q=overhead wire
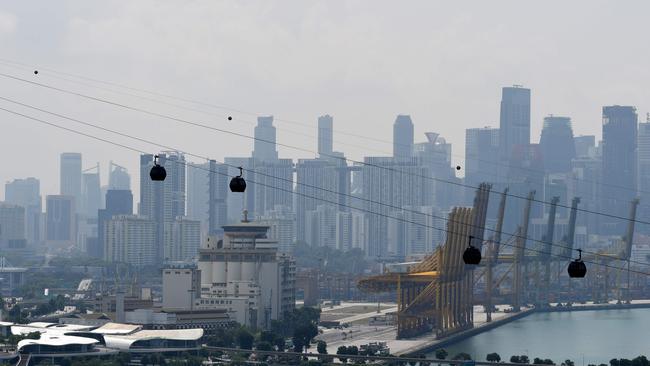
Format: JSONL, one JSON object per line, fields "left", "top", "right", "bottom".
{"left": 0, "top": 97, "right": 647, "bottom": 269}
{"left": 0, "top": 58, "right": 646, "bottom": 205}
{"left": 0, "top": 104, "right": 646, "bottom": 277}
{"left": 1, "top": 70, "right": 647, "bottom": 230}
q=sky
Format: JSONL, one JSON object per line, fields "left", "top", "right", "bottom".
{"left": 2, "top": 0, "right": 650, "bottom": 202}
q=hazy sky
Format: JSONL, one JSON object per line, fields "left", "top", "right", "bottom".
{"left": 2, "top": 1, "right": 650, "bottom": 202}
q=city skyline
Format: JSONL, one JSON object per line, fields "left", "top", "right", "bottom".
{"left": 4, "top": 1, "right": 650, "bottom": 199}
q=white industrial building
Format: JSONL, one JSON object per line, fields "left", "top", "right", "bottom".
{"left": 196, "top": 218, "right": 295, "bottom": 329}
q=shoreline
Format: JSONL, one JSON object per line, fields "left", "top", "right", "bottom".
{"left": 402, "top": 300, "right": 650, "bottom": 356}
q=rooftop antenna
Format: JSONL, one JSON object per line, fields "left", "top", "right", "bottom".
{"left": 242, "top": 209, "right": 249, "bottom": 223}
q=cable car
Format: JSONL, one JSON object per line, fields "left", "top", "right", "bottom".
{"left": 568, "top": 249, "right": 587, "bottom": 278}
{"left": 463, "top": 235, "right": 481, "bottom": 265}
{"left": 230, "top": 167, "right": 246, "bottom": 192}
{"left": 149, "top": 155, "right": 167, "bottom": 181}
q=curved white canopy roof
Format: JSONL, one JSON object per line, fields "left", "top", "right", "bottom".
{"left": 103, "top": 329, "right": 203, "bottom": 350}
{"left": 17, "top": 333, "right": 98, "bottom": 352}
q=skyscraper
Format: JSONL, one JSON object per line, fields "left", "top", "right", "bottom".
{"left": 104, "top": 215, "right": 156, "bottom": 267}
{"left": 465, "top": 127, "right": 499, "bottom": 203}
{"left": 5, "top": 177, "right": 42, "bottom": 244}
{"left": 601, "top": 105, "right": 638, "bottom": 233}
{"left": 574, "top": 135, "right": 596, "bottom": 158}
{"left": 0, "top": 203, "right": 26, "bottom": 244}
{"left": 393, "top": 115, "right": 414, "bottom": 161}
{"left": 295, "top": 159, "right": 338, "bottom": 242}
{"left": 499, "top": 86, "right": 531, "bottom": 177}
{"left": 45, "top": 195, "right": 76, "bottom": 245}
{"left": 60, "top": 153, "right": 82, "bottom": 211}
{"left": 252, "top": 116, "right": 278, "bottom": 162}
{"left": 82, "top": 170, "right": 101, "bottom": 218}
{"left": 318, "top": 114, "right": 333, "bottom": 157}
{"left": 638, "top": 122, "right": 650, "bottom": 233}
{"left": 539, "top": 116, "right": 576, "bottom": 174}
{"left": 108, "top": 162, "right": 130, "bottom": 190}
{"left": 94, "top": 190, "right": 133, "bottom": 258}
{"left": 139, "top": 152, "right": 186, "bottom": 263}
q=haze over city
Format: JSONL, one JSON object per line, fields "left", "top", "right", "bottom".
{"left": 2, "top": 1, "right": 650, "bottom": 365}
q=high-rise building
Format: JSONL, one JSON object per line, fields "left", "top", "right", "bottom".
{"left": 318, "top": 114, "right": 334, "bottom": 157}
{"left": 335, "top": 211, "right": 353, "bottom": 251}
{"left": 295, "top": 159, "right": 338, "bottom": 242}
{"left": 574, "top": 135, "right": 596, "bottom": 158}
{"left": 187, "top": 162, "right": 209, "bottom": 226}
{"left": 413, "top": 132, "right": 458, "bottom": 209}
{"left": 224, "top": 157, "right": 254, "bottom": 223}
{"left": 539, "top": 116, "right": 575, "bottom": 174}
{"left": 82, "top": 170, "right": 101, "bottom": 218}
{"left": 108, "top": 162, "right": 130, "bottom": 190}
{"left": 94, "top": 190, "right": 133, "bottom": 258}
{"left": 601, "top": 105, "right": 637, "bottom": 233}
{"left": 638, "top": 123, "right": 650, "bottom": 233}
{"left": 305, "top": 205, "right": 337, "bottom": 249}
{"left": 139, "top": 152, "right": 186, "bottom": 263}
{"left": 499, "top": 86, "right": 531, "bottom": 178}
{"left": 393, "top": 115, "right": 414, "bottom": 161}
{"left": 250, "top": 159, "right": 293, "bottom": 219}
{"left": 465, "top": 127, "right": 499, "bottom": 188}
{"left": 5, "top": 177, "right": 42, "bottom": 244}
{"left": 45, "top": 195, "right": 76, "bottom": 245}
{"left": 60, "top": 153, "right": 82, "bottom": 211}
{"left": 258, "top": 205, "right": 296, "bottom": 253}
{"left": 208, "top": 160, "right": 229, "bottom": 235}
{"left": 0, "top": 203, "right": 26, "bottom": 244}
{"left": 164, "top": 216, "right": 201, "bottom": 262}
{"left": 252, "top": 116, "right": 278, "bottom": 162}
{"left": 362, "top": 157, "right": 432, "bottom": 258}
{"left": 104, "top": 215, "right": 156, "bottom": 267}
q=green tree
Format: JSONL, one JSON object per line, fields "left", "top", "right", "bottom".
{"left": 487, "top": 353, "right": 501, "bottom": 362}
{"left": 292, "top": 323, "right": 318, "bottom": 352}
{"left": 317, "top": 340, "right": 327, "bottom": 354}
{"left": 562, "top": 360, "right": 575, "bottom": 366}
{"left": 452, "top": 352, "right": 472, "bottom": 360}
{"left": 632, "top": 356, "right": 650, "bottom": 366}
{"left": 611, "top": 360, "right": 621, "bottom": 366}
{"left": 274, "top": 336, "right": 286, "bottom": 351}
{"left": 236, "top": 328, "right": 255, "bottom": 350}
{"left": 511, "top": 356, "right": 522, "bottom": 363}
{"left": 256, "top": 341, "right": 273, "bottom": 351}
{"left": 259, "top": 330, "right": 275, "bottom": 344}
{"left": 435, "top": 349, "right": 448, "bottom": 360}
{"left": 337, "top": 346, "right": 349, "bottom": 363}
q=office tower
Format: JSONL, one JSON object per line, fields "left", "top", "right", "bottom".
{"left": 164, "top": 216, "right": 201, "bottom": 262}
{"left": 601, "top": 105, "right": 637, "bottom": 233}
{"left": 574, "top": 135, "right": 596, "bottom": 158}
{"left": 139, "top": 152, "right": 186, "bottom": 263}
{"left": 295, "top": 159, "right": 338, "bottom": 242}
{"left": 393, "top": 115, "right": 414, "bottom": 161}
{"left": 252, "top": 116, "right": 278, "bottom": 162}
{"left": 5, "top": 177, "right": 42, "bottom": 244}
{"left": 250, "top": 159, "right": 293, "bottom": 219}
{"left": 45, "top": 195, "right": 76, "bottom": 245}
{"left": 465, "top": 127, "right": 499, "bottom": 186}
{"left": 82, "top": 170, "right": 101, "bottom": 218}
{"left": 638, "top": 123, "right": 650, "bottom": 233}
{"left": 570, "top": 155, "right": 602, "bottom": 233}
{"left": 94, "top": 190, "right": 133, "bottom": 258}
{"left": 539, "top": 116, "right": 576, "bottom": 174}
{"left": 208, "top": 160, "right": 229, "bottom": 235}
{"left": 0, "top": 203, "right": 26, "bottom": 246}
{"left": 60, "top": 153, "right": 82, "bottom": 211}
{"left": 499, "top": 86, "right": 531, "bottom": 177}
{"left": 104, "top": 215, "right": 156, "bottom": 267}
{"left": 258, "top": 205, "right": 296, "bottom": 253}
{"left": 318, "top": 114, "right": 334, "bottom": 157}
{"left": 108, "top": 161, "right": 130, "bottom": 190}
{"left": 351, "top": 212, "right": 367, "bottom": 251}
{"left": 362, "top": 157, "right": 432, "bottom": 258}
